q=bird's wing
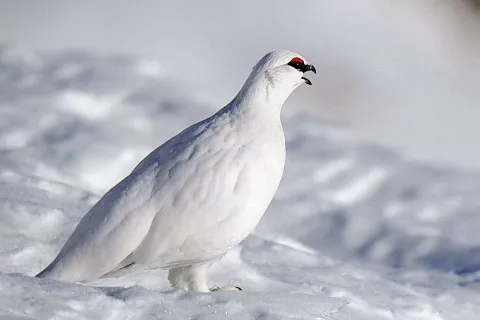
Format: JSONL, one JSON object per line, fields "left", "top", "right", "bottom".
{"left": 39, "top": 117, "right": 218, "bottom": 282}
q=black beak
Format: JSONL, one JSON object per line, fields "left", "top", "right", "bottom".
{"left": 302, "top": 77, "right": 312, "bottom": 85}
{"left": 306, "top": 64, "right": 316, "bottom": 74}
{"left": 302, "top": 64, "right": 316, "bottom": 85}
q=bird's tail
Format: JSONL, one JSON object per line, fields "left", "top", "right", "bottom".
{"left": 35, "top": 264, "right": 54, "bottom": 278}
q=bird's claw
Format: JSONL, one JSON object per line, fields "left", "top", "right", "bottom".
{"left": 209, "top": 285, "right": 242, "bottom": 292}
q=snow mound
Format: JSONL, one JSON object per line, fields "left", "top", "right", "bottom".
{"left": 1, "top": 45, "right": 480, "bottom": 319}
{"left": 1, "top": 273, "right": 346, "bottom": 320}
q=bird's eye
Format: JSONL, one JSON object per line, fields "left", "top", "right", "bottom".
{"left": 287, "top": 57, "right": 305, "bottom": 71}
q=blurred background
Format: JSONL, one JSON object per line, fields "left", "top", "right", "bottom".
{"left": 1, "top": 0, "right": 479, "bottom": 169}
{"left": 2, "top": 0, "right": 480, "bottom": 297}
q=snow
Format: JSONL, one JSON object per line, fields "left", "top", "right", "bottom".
{"left": 1, "top": 45, "right": 480, "bottom": 319}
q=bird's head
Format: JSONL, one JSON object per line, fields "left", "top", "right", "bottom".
{"left": 238, "top": 50, "right": 316, "bottom": 107}
{"left": 252, "top": 50, "right": 316, "bottom": 87}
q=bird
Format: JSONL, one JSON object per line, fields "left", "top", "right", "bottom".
{"left": 36, "top": 50, "right": 316, "bottom": 292}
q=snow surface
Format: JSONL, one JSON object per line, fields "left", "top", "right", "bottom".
{"left": 1, "top": 45, "right": 480, "bottom": 319}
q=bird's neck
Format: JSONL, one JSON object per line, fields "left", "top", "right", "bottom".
{"left": 226, "top": 73, "right": 292, "bottom": 120}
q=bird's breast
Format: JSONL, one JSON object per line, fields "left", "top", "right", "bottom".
{"left": 138, "top": 118, "right": 286, "bottom": 262}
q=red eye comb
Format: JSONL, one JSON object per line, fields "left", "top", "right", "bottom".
{"left": 289, "top": 57, "right": 304, "bottom": 64}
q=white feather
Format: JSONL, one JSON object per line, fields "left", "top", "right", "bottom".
{"left": 36, "top": 50, "right": 314, "bottom": 290}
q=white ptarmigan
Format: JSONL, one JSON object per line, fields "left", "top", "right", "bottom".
{"left": 36, "top": 50, "right": 316, "bottom": 292}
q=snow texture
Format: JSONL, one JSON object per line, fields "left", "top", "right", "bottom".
{"left": 1, "top": 45, "right": 479, "bottom": 319}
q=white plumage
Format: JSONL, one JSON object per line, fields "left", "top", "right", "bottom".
{"left": 36, "top": 50, "right": 315, "bottom": 291}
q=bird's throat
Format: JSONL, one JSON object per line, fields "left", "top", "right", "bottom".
{"left": 230, "top": 77, "right": 289, "bottom": 119}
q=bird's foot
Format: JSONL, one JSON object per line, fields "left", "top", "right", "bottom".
{"left": 209, "top": 285, "right": 242, "bottom": 292}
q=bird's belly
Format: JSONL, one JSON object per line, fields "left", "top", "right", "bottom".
{"left": 203, "top": 157, "right": 284, "bottom": 245}
{"left": 134, "top": 141, "right": 285, "bottom": 267}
